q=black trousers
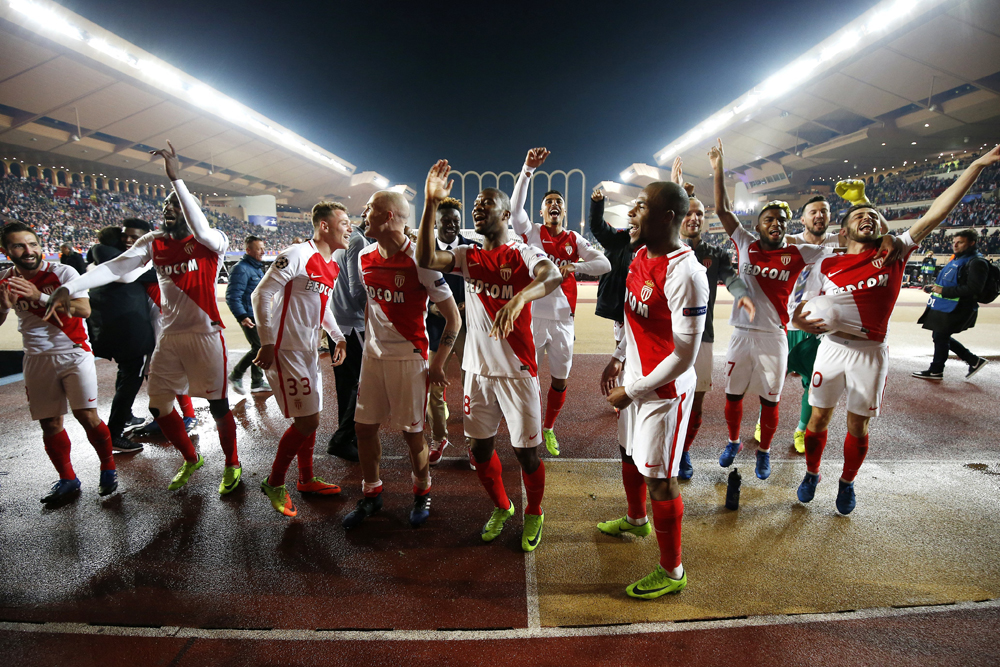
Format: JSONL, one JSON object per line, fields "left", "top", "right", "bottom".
{"left": 930, "top": 330, "right": 978, "bottom": 373}
{"left": 329, "top": 329, "right": 364, "bottom": 447}
{"left": 231, "top": 324, "right": 264, "bottom": 384}
{"left": 108, "top": 354, "right": 146, "bottom": 437}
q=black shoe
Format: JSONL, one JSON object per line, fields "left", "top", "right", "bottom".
{"left": 111, "top": 435, "right": 144, "bottom": 453}
{"left": 966, "top": 358, "right": 989, "bottom": 379}
{"left": 124, "top": 416, "right": 146, "bottom": 429}
{"left": 327, "top": 436, "right": 359, "bottom": 462}
{"left": 410, "top": 493, "right": 431, "bottom": 527}
{"left": 911, "top": 369, "right": 943, "bottom": 380}
{"left": 343, "top": 493, "right": 383, "bottom": 529}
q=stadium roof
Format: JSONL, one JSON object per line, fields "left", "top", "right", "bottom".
{"left": 0, "top": 0, "right": 406, "bottom": 212}
{"left": 618, "top": 0, "right": 1000, "bottom": 203}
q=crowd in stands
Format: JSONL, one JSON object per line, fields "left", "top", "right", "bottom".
{"left": 917, "top": 227, "right": 1000, "bottom": 256}
{"left": 0, "top": 174, "right": 314, "bottom": 258}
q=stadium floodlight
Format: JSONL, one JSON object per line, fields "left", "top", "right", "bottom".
{"left": 88, "top": 37, "right": 135, "bottom": 65}
{"left": 8, "top": 0, "right": 82, "bottom": 40}
{"left": 620, "top": 167, "right": 635, "bottom": 182}
{"left": 652, "top": 0, "right": 939, "bottom": 165}
{"left": 137, "top": 60, "right": 183, "bottom": 90}
{"left": 373, "top": 176, "right": 389, "bottom": 189}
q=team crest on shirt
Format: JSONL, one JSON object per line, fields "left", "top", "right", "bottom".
{"left": 564, "top": 243, "right": 573, "bottom": 255}
{"left": 294, "top": 399, "right": 302, "bottom": 409}
{"left": 872, "top": 256, "right": 885, "bottom": 269}
{"left": 640, "top": 280, "right": 654, "bottom": 302}
{"left": 184, "top": 241, "right": 195, "bottom": 255}
{"left": 781, "top": 254, "right": 791, "bottom": 266}
{"left": 500, "top": 264, "right": 512, "bottom": 281}
{"left": 395, "top": 271, "right": 406, "bottom": 288}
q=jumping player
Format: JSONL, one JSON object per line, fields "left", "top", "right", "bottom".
{"left": 1, "top": 222, "right": 118, "bottom": 502}
{"left": 417, "top": 159, "right": 561, "bottom": 552}
{"left": 598, "top": 180, "right": 709, "bottom": 599}
{"left": 792, "top": 144, "right": 1000, "bottom": 514}
{"left": 343, "top": 190, "right": 460, "bottom": 529}
{"left": 670, "top": 160, "right": 754, "bottom": 480}
{"left": 251, "top": 201, "right": 352, "bottom": 517}
{"left": 46, "top": 142, "right": 241, "bottom": 495}
{"left": 510, "top": 148, "right": 611, "bottom": 456}
{"left": 708, "top": 139, "right": 833, "bottom": 480}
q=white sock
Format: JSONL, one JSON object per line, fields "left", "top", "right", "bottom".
{"left": 626, "top": 515, "right": 648, "bottom": 526}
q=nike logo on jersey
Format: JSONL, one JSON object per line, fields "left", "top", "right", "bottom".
{"left": 410, "top": 420, "right": 420, "bottom": 426}
{"left": 308, "top": 274, "right": 323, "bottom": 280}
{"left": 88, "top": 398, "right": 96, "bottom": 402}
{"left": 829, "top": 269, "right": 845, "bottom": 277}
{"left": 469, "top": 262, "right": 480, "bottom": 267}
{"left": 644, "top": 463, "right": 661, "bottom": 468}
{"left": 528, "top": 433, "right": 538, "bottom": 440}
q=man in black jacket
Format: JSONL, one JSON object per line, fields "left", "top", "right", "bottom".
{"left": 913, "top": 229, "right": 990, "bottom": 380}
{"left": 89, "top": 219, "right": 156, "bottom": 452}
{"left": 60, "top": 243, "right": 86, "bottom": 275}
{"left": 590, "top": 190, "right": 631, "bottom": 334}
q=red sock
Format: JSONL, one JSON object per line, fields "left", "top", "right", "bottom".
{"left": 83, "top": 421, "right": 116, "bottom": 471}
{"left": 296, "top": 432, "right": 316, "bottom": 483}
{"left": 758, "top": 401, "right": 780, "bottom": 450}
{"left": 156, "top": 409, "right": 198, "bottom": 462}
{"left": 475, "top": 451, "right": 511, "bottom": 510}
{"left": 683, "top": 411, "right": 702, "bottom": 452}
{"left": 269, "top": 425, "right": 309, "bottom": 486}
{"left": 215, "top": 411, "right": 239, "bottom": 467}
{"left": 724, "top": 397, "right": 743, "bottom": 442}
{"left": 177, "top": 394, "right": 195, "bottom": 419}
{"left": 364, "top": 483, "right": 383, "bottom": 498}
{"left": 522, "top": 461, "right": 545, "bottom": 515}
{"left": 842, "top": 433, "right": 869, "bottom": 482}
{"left": 804, "top": 429, "right": 828, "bottom": 474}
{"left": 543, "top": 386, "right": 567, "bottom": 430}
{"left": 413, "top": 481, "right": 431, "bottom": 496}
{"left": 651, "top": 496, "right": 684, "bottom": 571}
{"left": 43, "top": 429, "right": 75, "bottom": 479}
{"left": 621, "top": 461, "right": 647, "bottom": 520}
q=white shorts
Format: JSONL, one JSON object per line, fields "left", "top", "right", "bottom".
{"left": 617, "top": 377, "right": 695, "bottom": 480}
{"left": 724, "top": 328, "right": 788, "bottom": 399}
{"left": 463, "top": 372, "right": 543, "bottom": 448}
{"left": 267, "top": 348, "right": 322, "bottom": 418}
{"left": 356, "top": 356, "right": 428, "bottom": 432}
{"left": 809, "top": 335, "right": 889, "bottom": 417}
{"left": 532, "top": 316, "right": 574, "bottom": 379}
{"left": 148, "top": 332, "right": 228, "bottom": 400}
{"left": 24, "top": 350, "right": 98, "bottom": 421}
{"left": 694, "top": 340, "right": 713, "bottom": 393}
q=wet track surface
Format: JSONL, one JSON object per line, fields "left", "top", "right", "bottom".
{"left": 1, "top": 350, "right": 998, "bottom": 665}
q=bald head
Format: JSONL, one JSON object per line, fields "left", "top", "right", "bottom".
{"left": 373, "top": 190, "right": 410, "bottom": 223}
{"left": 644, "top": 181, "right": 689, "bottom": 222}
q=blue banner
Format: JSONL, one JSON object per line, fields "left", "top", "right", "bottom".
{"left": 248, "top": 214, "right": 277, "bottom": 230}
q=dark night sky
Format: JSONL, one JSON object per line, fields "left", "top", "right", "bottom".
{"left": 59, "top": 0, "right": 882, "bottom": 195}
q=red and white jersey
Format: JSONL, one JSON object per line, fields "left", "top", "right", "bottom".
{"left": 125, "top": 231, "right": 228, "bottom": 335}
{"left": 451, "top": 240, "right": 547, "bottom": 378}
{"left": 254, "top": 240, "right": 342, "bottom": 352}
{"left": 800, "top": 232, "right": 918, "bottom": 342}
{"left": 0, "top": 262, "right": 90, "bottom": 355}
{"left": 519, "top": 224, "right": 610, "bottom": 319}
{"left": 359, "top": 238, "right": 451, "bottom": 361}
{"left": 729, "top": 225, "right": 831, "bottom": 331}
{"left": 623, "top": 247, "right": 708, "bottom": 400}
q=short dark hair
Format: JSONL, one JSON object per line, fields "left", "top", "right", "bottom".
{"left": 1, "top": 221, "right": 39, "bottom": 250}
{"left": 481, "top": 187, "right": 511, "bottom": 213}
{"left": 542, "top": 189, "right": 564, "bottom": 201}
{"left": 245, "top": 234, "right": 263, "bottom": 247}
{"left": 438, "top": 197, "right": 462, "bottom": 212}
{"left": 839, "top": 203, "right": 880, "bottom": 226}
{"left": 805, "top": 195, "right": 827, "bottom": 207}
{"left": 97, "top": 226, "right": 124, "bottom": 246}
{"left": 646, "top": 182, "right": 689, "bottom": 221}
{"left": 123, "top": 217, "right": 151, "bottom": 232}
{"left": 954, "top": 229, "right": 979, "bottom": 244}
{"left": 312, "top": 200, "right": 348, "bottom": 227}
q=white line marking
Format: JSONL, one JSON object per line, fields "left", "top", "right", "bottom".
{"left": 2, "top": 599, "right": 996, "bottom": 641}
{"left": 522, "top": 477, "right": 540, "bottom": 630}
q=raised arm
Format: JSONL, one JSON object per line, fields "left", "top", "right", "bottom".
{"left": 908, "top": 144, "right": 1000, "bottom": 243}
{"left": 416, "top": 160, "right": 457, "bottom": 272}
{"left": 708, "top": 139, "right": 741, "bottom": 237}
{"left": 510, "top": 147, "right": 550, "bottom": 237}
{"left": 150, "top": 141, "right": 227, "bottom": 254}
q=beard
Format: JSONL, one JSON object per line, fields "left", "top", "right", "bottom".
{"left": 12, "top": 251, "right": 42, "bottom": 271}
